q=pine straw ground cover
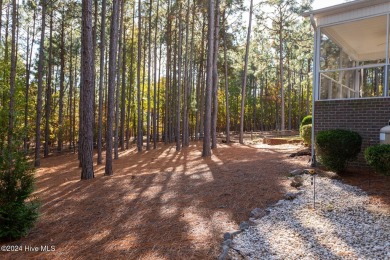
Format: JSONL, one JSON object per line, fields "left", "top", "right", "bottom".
{"left": 1, "top": 141, "right": 307, "bottom": 259}
{"left": 2, "top": 140, "right": 387, "bottom": 259}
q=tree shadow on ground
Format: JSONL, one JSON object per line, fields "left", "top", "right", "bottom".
{"left": 230, "top": 177, "right": 390, "bottom": 259}
{"left": 1, "top": 141, "right": 309, "bottom": 259}
{"left": 337, "top": 168, "right": 390, "bottom": 213}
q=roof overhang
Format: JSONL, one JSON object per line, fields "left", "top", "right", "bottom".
{"left": 304, "top": 0, "right": 390, "bottom": 62}
{"left": 302, "top": 0, "right": 390, "bottom": 18}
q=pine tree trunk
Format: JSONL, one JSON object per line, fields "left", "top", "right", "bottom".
{"left": 73, "top": 55, "right": 77, "bottom": 153}
{"left": 299, "top": 66, "right": 303, "bottom": 123}
{"left": 196, "top": 17, "right": 206, "bottom": 141}
{"left": 126, "top": 4, "right": 136, "bottom": 150}
{"left": 156, "top": 41, "right": 162, "bottom": 142}
{"left": 120, "top": 7, "right": 126, "bottom": 151}
{"left": 191, "top": 1, "right": 197, "bottom": 140}
{"left": 153, "top": 0, "right": 160, "bottom": 149}
{"left": 34, "top": 0, "right": 46, "bottom": 167}
{"left": 0, "top": 0, "right": 3, "bottom": 41}
{"left": 223, "top": 12, "right": 230, "bottom": 143}
{"left": 306, "top": 59, "right": 310, "bottom": 115}
{"left": 97, "top": 0, "right": 106, "bottom": 164}
{"left": 199, "top": 64, "right": 205, "bottom": 139}
{"left": 58, "top": 10, "right": 66, "bottom": 152}
{"left": 141, "top": 16, "right": 147, "bottom": 144}
{"left": 144, "top": 0, "right": 151, "bottom": 151}
{"left": 239, "top": 0, "right": 253, "bottom": 144}
{"left": 253, "top": 79, "right": 257, "bottom": 131}
{"left": 137, "top": 0, "right": 143, "bottom": 152}
{"left": 114, "top": 0, "right": 123, "bottom": 159}
{"left": 2, "top": 4, "right": 9, "bottom": 113}
{"left": 164, "top": 0, "right": 171, "bottom": 144}
{"left": 211, "top": 0, "right": 220, "bottom": 149}
{"left": 105, "top": 0, "right": 120, "bottom": 175}
{"left": 171, "top": 17, "right": 177, "bottom": 144}
{"left": 259, "top": 75, "right": 264, "bottom": 131}
{"left": 176, "top": 3, "right": 183, "bottom": 152}
{"left": 24, "top": 9, "right": 36, "bottom": 151}
{"left": 69, "top": 30, "right": 74, "bottom": 151}
{"left": 279, "top": 19, "right": 285, "bottom": 131}
{"left": 80, "top": 0, "right": 95, "bottom": 179}
{"left": 287, "top": 55, "right": 292, "bottom": 130}
{"left": 203, "top": 0, "right": 215, "bottom": 157}
{"left": 182, "top": 0, "right": 190, "bottom": 148}
{"left": 187, "top": 0, "right": 196, "bottom": 143}
{"left": 8, "top": 0, "right": 17, "bottom": 147}
{"left": 92, "top": 0, "right": 98, "bottom": 146}
{"left": 44, "top": 10, "right": 53, "bottom": 157}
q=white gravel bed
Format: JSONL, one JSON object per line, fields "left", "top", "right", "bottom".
{"left": 228, "top": 176, "right": 390, "bottom": 260}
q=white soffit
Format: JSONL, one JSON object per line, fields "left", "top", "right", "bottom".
{"left": 321, "top": 15, "right": 387, "bottom": 61}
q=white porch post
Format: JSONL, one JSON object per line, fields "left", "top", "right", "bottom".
{"left": 310, "top": 15, "right": 319, "bottom": 167}
{"left": 385, "top": 14, "right": 389, "bottom": 96}
{"left": 353, "top": 63, "right": 360, "bottom": 98}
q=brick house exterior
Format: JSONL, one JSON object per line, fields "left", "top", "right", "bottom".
{"left": 314, "top": 98, "right": 390, "bottom": 167}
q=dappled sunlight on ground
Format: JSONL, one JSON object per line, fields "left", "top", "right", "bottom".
{"left": 229, "top": 169, "right": 390, "bottom": 259}
{"left": 1, "top": 141, "right": 310, "bottom": 259}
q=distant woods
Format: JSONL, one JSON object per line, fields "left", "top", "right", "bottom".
{"left": 0, "top": 0, "right": 314, "bottom": 179}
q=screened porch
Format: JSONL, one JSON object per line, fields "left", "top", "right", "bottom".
{"left": 309, "top": 0, "right": 390, "bottom": 100}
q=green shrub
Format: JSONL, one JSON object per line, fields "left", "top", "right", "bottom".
{"left": 301, "top": 124, "right": 312, "bottom": 146}
{"left": 364, "top": 144, "right": 390, "bottom": 176}
{"left": 300, "top": 115, "right": 312, "bottom": 135}
{"left": 0, "top": 148, "right": 39, "bottom": 240}
{"left": 315, "top": 129, "right": 362, "bottom": 173}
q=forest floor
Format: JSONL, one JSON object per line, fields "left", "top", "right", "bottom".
{"left": 1, "top": 136, "right": 389, "bottom": 260}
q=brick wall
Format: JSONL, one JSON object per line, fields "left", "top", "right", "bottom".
{"left": 314, "top": 97, "right": 390, "bottom": 168}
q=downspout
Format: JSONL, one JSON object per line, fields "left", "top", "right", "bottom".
{"left": 310, "top": 14, "right": 317, "bottom": 167}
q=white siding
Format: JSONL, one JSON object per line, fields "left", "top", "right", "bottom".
{"left": 317, "top": 3, "right": 390, "bottom": 27}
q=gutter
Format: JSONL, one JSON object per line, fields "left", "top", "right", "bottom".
{"left": 302, "top": 0, "right": 388, "bottom": 18}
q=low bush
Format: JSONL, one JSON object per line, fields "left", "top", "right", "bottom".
{"left": 315, "top": 129, "right": 362, "bottom": 173}
{"left": 364, "top": 144, "right": 390, "bottom": 176}
{"left": 300, "top": 115, "right": 312, "bottom": 135}
{"left": 0, "top": 148, "right": 39, "bottom": 240}
{"left": 301, "top": 124, "right": 312, "bottom": 146}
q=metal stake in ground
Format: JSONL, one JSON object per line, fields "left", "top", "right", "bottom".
{"left": 307, "top": 169, "right": 316, "bottom": 209}
{"left": 313, "top": 174, "right": 316, "bottom": 209}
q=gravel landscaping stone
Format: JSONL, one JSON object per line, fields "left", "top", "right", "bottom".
{"left": 291, "top": 175, "right": 304, "bottom": 188}
{"left": 283, "top": 191, "right": 303, "bottom": 200}
{"left": 227, "top": 176, "right": 390, "bottom": 260}
{"left": 289, "top": 169, "right": 305, "bottom": 176}
{"left": 239, "top": 221, "right": 250, "bottom": 231}
{"left": 250, "top": 208, "right": 268, "bottom": 219}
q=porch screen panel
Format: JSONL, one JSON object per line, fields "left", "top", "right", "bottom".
{"left": 319, "top": 15, "right": 388, "bottom": 100}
